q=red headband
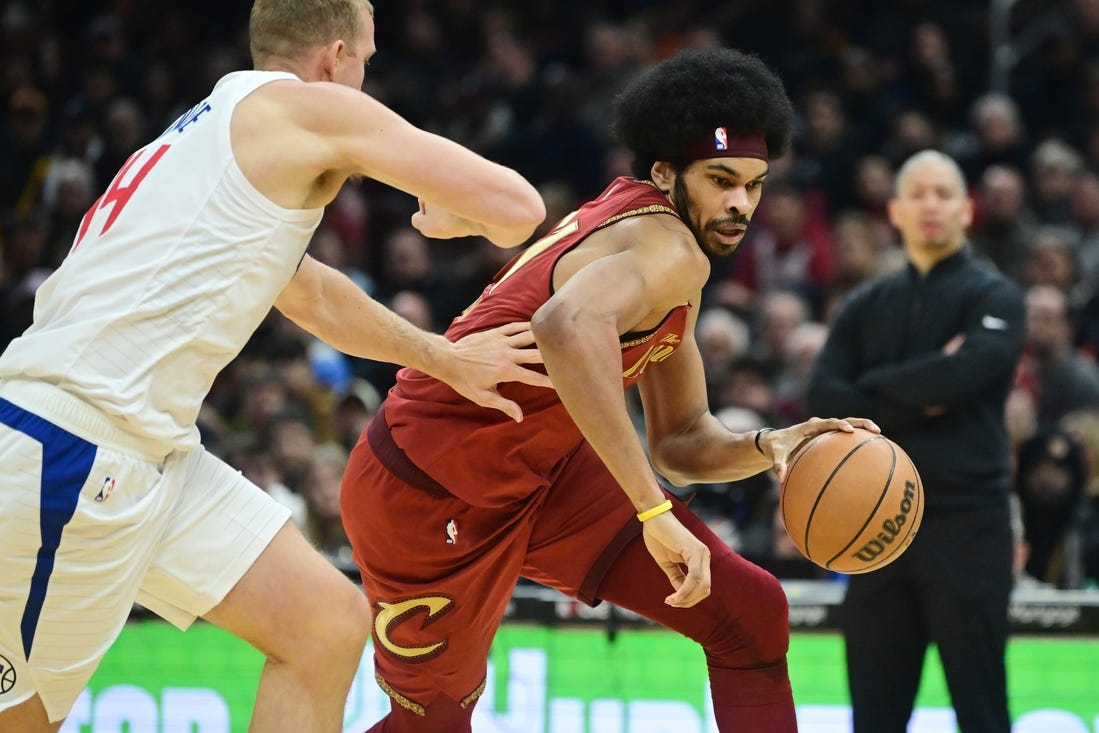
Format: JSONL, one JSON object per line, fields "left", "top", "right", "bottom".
{"left": 667, "top": 128, "right": 769, "bottom": 162}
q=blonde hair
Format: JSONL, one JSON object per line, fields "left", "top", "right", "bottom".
{"left": 249, "top": 0, "right": 374, "bottom": 65}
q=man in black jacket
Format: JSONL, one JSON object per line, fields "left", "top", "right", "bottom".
{"left": 808, "top": 149, "right": 1025, "bottom": 733}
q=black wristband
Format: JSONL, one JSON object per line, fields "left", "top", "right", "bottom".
{"left": 754, "top": 427, "right": 775, "bottom": 455}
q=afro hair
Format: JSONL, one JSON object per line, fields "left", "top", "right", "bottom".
{"left": 612, "top": 48, "right": 794, "bottom": 179}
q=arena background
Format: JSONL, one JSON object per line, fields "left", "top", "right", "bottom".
{"left": 3, "top": 0, "right": 1099, "bottom": 730}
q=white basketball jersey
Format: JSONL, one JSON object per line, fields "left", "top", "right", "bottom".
{"left": 0, "top": 71, "right": 324, "bottom": 455}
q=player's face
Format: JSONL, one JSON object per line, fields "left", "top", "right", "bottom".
{"left": 334, "top": 7, "right": 377, "bottom": 90}
{"left": 670, "top": 157, "right": 769, "bottom": 257}
{"left": 888, "top": 159, "right": 972, "bottom": 254}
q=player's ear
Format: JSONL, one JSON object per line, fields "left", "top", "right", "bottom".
{"left": 320, "top": 40, "right": 345, "bottom": 81}
{"left": 650, "top": 161, "right": 674, "bottom": 193}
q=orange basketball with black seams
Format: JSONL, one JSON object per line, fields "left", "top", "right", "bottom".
{"left": 780, "top": 428, "right": 924, "bottom": 574}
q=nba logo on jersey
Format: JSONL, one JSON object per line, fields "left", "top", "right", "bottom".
{"left": 714, "top": 127, "right": 728, "bottom": 151}
{"left": 95, "top": 477, "right": 116, "bottom": 503}
{"left": 445, "top": 519, "right": 458, "bottom": 544}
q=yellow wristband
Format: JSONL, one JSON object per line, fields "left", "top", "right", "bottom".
{"left": 636, "top": 499, "right": 674, "bottom": 522}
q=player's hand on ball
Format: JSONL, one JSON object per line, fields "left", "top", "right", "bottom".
{"left": 640, "top": 511, "right": 711, "bottom": 608}
{"left": 764, "top": 417, "right": 880, "bottom": 484}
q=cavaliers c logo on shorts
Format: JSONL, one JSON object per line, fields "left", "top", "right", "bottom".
{"left": 374, "top": 595, "right": 454, "bottom": 661}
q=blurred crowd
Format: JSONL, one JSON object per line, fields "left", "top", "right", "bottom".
{"left": 2, "top": 0, "right": 1099, "bottom": 588}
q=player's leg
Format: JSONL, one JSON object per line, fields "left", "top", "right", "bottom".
{"left": 522, "top": 444, "right": 795, "bottom": 732}
{"left": 202, "top": 521, "right": 371, "bottom": 732}
{"left": 841, "top": 549, "right": 928, "bottom": 732}
{"left": 0, "top": 394, "right": 167, "bottom": 729}
{"left": 920, "top": 507, "right": 1012, "bottom": 733}
{"left": 141, "top": 448, "right": 370, "bottom": 732}
{"left": 341, "top": 436, "right": 535, "bottom": 733}
{"left": 0, "top": 696, "right": 60, "bottom": 733}
{"left": 595, "top": 504, "right": 798, "bottom": 732}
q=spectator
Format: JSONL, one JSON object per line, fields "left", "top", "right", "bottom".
{"left": 772, "top": 320, "right": 829, "bottom": 426}
{"left": 303, "top": 442, "right": 355, "bottom": 570}
{"left": 1061, "top": 408, "right": 1099, "bottom": 585}
{"left": 752, "top": 288, "right": 812, "bottom": 373}
{"left": 1070, "top": 170, "right": 1099, "bottom": 303}
{"left": 826, "top": 210, "right": 904, "bottom": 316}
{"left": 1021, "top": 225, "right": 1080, "bottom": 294}
{"left": 265, "top": 410, "right": 320, "bottom": 494}
{"left": 723, "top": 183, "right": 835, "bottom": 315}
{"left": 970, "top": 165, "right": 1039, "bottom": 282}
{"left": 1029, "top": 138, "right": 1084, "bottom": 226}
{"left": 333, "top": 378, "right": 380, "bottom": 453}
{"left": 227, "top": 439, "right": 309, "bottom": 531}
{"left": 1015, "top": 427, "right": 1090, "bottom": 588}
{"left": 883, "top": 108, "right": 942, "bottom": 169}
{"left": 793, "top": 86, "right": 864, "bottom": 211}
{"left": 957, "top": 92, "right": 1029, "bottom": 181}
{"left": 695, "top": 306, "right": 752, "bottom": 410}
{"left": 1019, "top": 285, "right": 1099, "bottom": 427}
{"left": 0, "top": 85, "right": 51, "bottom": 216}
{"left": 372, "top": 225, "right": 468, "bottom": 327}
{"left": 92, "top": 97, "right": 147, "bottom": 194}
{"left": 850, "top": 154, "right": 896, "bottom": 225}
{"left": 38, "top": 158, "right": 96, "bottom": 267}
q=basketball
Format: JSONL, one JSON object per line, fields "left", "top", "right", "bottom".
{"left": 779, "top": 428, "right": 924, "bottom": 574}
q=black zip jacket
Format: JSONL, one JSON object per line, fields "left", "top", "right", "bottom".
{"left": 807, "top": 248, "right": 1025, "bottom": 511}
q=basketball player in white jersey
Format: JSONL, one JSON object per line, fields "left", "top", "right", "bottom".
{"left": 0, "top": 1, "right": 549, "bottom": 730}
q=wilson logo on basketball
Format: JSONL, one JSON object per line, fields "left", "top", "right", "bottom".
{"left": 850, "top": 481, "right": 917, "bottom": 563}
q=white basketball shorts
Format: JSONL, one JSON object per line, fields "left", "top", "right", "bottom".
{"left": 0, "top": 380, "right": 290, "bottom": 722}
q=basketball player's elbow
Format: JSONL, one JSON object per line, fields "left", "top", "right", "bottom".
{"left": 650, "top": 447, "right": 695, "bottom": 487}
{"left": 531, "top": 299, "right": 577, "bottom": 348}
{"left": 490, "top": 189, "right": 546, "bottom": 247}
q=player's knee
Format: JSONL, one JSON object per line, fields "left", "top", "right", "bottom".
{"left": 300, "top": 580, "right": 371, "bottom": 667}
{"left": 748, "top": 571, "right": 790, "bottom": 661}
{"left": 332, "top": 582, "right": 373, "bottom": 650}
{"left": 706, "top": 560, "right": 789, "bottom": 666}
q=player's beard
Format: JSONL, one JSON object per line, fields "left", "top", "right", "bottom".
{"left": 670, "top": 176, "right": 748, "bottom": 257}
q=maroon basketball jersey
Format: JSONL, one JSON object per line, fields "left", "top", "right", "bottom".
{"left": 385, "top": 177, "right": 690, "bottom": 507}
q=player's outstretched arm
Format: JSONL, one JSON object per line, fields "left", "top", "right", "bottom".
{"left": 276, "top": 255, "right": 550, "bottom": 421}
{"left": 291, "top": 82, "right": 545, "bottom": 247}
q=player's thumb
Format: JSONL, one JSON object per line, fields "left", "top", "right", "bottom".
{"left": 774, "top": 460, "right": 789, "bottom": 485}
{"left": 479, "top": 392, "right": 524, "bottom": 423}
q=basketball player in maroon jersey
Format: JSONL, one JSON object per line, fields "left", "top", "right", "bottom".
{"left": 341, "top": 48, "right": 877, "bottom": 732}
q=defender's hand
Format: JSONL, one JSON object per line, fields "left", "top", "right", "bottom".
{"left": 411, "top": 199, "right": 478, "bottom": 240}
{"left": 442, "top": 322, "right": 553, "bottom": 422}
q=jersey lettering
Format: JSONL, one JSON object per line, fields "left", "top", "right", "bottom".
{"left": 491, "top": 212, "right": 580, "bottom": 291}
{"left": 74, "top": 144, "right": 171, "bottom": 250}
{"left": 164, "top": 101, "right": 213, "bottom": 137}
{"left": 622, "top": 333, "right": 681, "bottom": 378}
